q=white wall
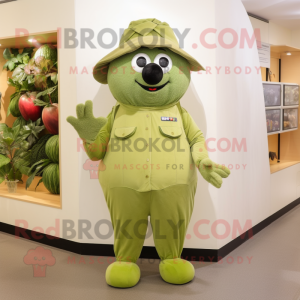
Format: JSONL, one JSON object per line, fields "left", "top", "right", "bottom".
{"left": 269, "top": 21, "right": 292, "bottom": 46}
{"left": 291, "top": 30, "right": 300, "bottom": 49}
{"left": 214, "top": 0, "right": 271, "bottom": 248}
{"left": 74, "top": 0, "right": 272, "bottom": 250}
{"left": 271, "top": 164, "right": 300, "bottom": 214}
{"left": 249, "top": 16, "right": 269, "bottom": 43}
{"left": 74, "top": 0, "right": 219, "bottom": 248}
{"left": 248, "top": 16, "right": 297, "bottom": 48}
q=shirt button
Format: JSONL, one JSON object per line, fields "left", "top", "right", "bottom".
{"left": 146, "top": 175, "right": 149, "bottom": 178}
{"left": 146, "top": 158, "right": 149, "bottom": 162}
{"left": 171, "top": 132, "right": 174, "bottom": 135}
{"left": 146, "top": 114, "right": 149, "bottom": 118}
{"left": 146, "top": 127, "right": 148, "bottom": 130}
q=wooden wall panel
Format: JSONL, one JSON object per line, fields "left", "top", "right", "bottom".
{"left": 270, "top": 57, "right": 279, "bottom": 82}
{"left": 261, "top": 67, "right": 266, "bottom": 81}
{"left": 280, "top": 53, "right": 300, "bottom": 161}
{"left": 268, "top": 134, "right": 278, "bottom": 165}
{"left": 0, "top": 55, "right": 17, "bottom": 127}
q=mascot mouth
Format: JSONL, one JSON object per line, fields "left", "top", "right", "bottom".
{"left": 135, "top": 80, "right": 169, "bottom": 92}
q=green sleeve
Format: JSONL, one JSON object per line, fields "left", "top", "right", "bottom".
{"left": 83, "top": 111, "right": 112, "bottom": 161}
{"left": 181, "top": 107, "right": 209, "bottom": 166}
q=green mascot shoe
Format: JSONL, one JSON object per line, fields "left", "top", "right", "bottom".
{"left": 105, "top": 262, "right": 140, "bottom": 288}
{"left": 159, "top": 258, "right": 195, "bottom": 285}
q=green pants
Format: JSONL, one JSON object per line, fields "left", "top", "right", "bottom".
{"left": 103, "top": 183, "right": 197, "bottom": 262}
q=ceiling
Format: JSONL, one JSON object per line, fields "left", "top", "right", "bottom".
{"left": 0, "top": 0, "right": 298, "bottom": 30}
{"left": 242, "top": 0, "right": 300, "bottom": 30}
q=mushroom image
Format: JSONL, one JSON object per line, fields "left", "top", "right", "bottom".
{"left": 83, "top": 159, "right": 101, "bottom": 179}
{"left": 23, "top": 246, "right": 56, "bottom": 277}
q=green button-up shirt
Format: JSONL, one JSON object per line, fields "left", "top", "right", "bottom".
{"left": 84, "top": 102, "right": 208, "bottom": 192}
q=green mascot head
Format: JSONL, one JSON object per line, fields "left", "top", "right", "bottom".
{"left": 93, "top": 18, "right": 204, "bottom": 107}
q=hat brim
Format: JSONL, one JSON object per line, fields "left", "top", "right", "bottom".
{"left": 93, "top": 36, "right": 205, "bottom": 84}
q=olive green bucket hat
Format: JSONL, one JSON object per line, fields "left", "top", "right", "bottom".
{"left": 93, "top": 18, "right": 205, "bottom": 84}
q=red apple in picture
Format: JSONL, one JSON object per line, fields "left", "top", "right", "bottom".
{"left": 42, "top": 104, "right": 59, "bottom": 134}
{"left": 18, "top": 92, "right": 42, "bottom": 121}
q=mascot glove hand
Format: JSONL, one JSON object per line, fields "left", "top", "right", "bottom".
{"left": 67, "top": 100, "right": 107, "bottom": 142}
{"left": 198, "top": 158, "right": 230, "bottom": 188}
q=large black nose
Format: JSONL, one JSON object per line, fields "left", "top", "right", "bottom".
{"left": 142, "top": 63, "right": 163, "bottom": 85}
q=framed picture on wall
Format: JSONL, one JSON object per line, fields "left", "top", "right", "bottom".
{"left": 265, "top": 109, "right": 281, "bottom": 133}
{"left": 283, "top": 85, "right": 299, "bottom": 106}
{"left": 263, "top": 83, "right": 281, "bottom": 107}
{"left": 283, "top": 108, "right": 298, "bottom": 130}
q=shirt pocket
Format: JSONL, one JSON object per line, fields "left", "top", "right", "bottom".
{"left": 159, "top": 126, "right": 182, "bottom": 139}
{"left": 114, "top": 126, "right": 137, "bottom": 139}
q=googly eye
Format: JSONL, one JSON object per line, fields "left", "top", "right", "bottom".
{"left": 131, "top": 53, "right": 151, "bottom": 73}
{"left": 154, "top": 53, "right": 172, "bottom": 74}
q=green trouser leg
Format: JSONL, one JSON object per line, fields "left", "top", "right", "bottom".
{"left": 103, "top": 183, "right": 197, "bottom": 287}
{"left": 104, "top": 187, "right": 150, "bottom": 288}
{"left": 105, "top": 187, "right": 151, "bottom": 262}
{"left": 150, "top": 183, "right": 197, "bottom": 284}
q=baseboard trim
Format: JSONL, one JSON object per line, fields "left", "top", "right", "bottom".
{"left": 1, "top": 198, "right": 299, "bottom": 262}
{"left": 219, "top": 197, "right": 300, "bottom": 259}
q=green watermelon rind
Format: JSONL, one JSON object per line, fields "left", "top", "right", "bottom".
{"left": 43, "top": 163, "right": 60, "bottom": 194}
{"left": 45, "top": 135, "right": 59, "bottom": 163}
{"left": 30, "top": 134, "right": 52, "bottom": 166}
{"left": 10, "top": 96, "right": 21, "bottom": 117}
{"left": 34, "top": 44, "right": 57, "bottom": 63}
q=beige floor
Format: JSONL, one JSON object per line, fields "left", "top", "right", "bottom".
{"left": 1, "top": 206, "right": 300, "bottom": 300}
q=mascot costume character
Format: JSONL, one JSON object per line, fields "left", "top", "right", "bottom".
{"left": 67, "top": 18, "right": 230, "bottom": 288}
